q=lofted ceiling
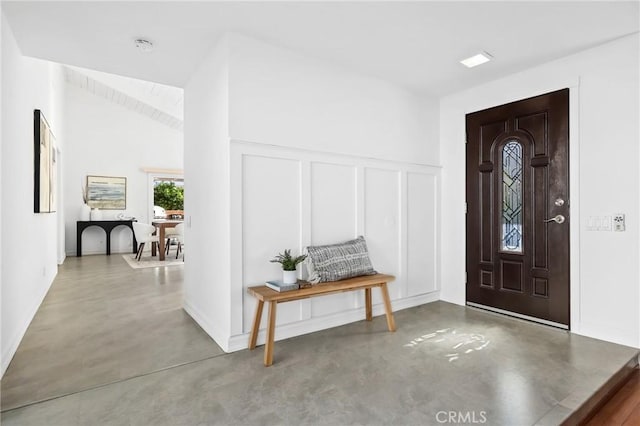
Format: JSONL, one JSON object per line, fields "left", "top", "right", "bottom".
{"left": 2, "top": 1, "right": 639, "bottom": 96}
{"left": 64, "top": 66, "right": 184, "bottom": 130}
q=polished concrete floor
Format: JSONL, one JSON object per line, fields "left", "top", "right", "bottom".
{"left": 2, "top": 256, "right": 638, "bottom": 425}
{"left": 1, "top": 255, "right": 223, "bottom": 411}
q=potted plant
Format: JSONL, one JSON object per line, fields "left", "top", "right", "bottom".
{"left": 270, "top": 249, "right": 307, "bottom": 284}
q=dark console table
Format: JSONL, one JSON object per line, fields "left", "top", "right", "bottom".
{"left": 76, "top": 220, "right": 138, "bottom": 257}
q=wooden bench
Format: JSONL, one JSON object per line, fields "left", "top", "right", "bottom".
{"left": 247, "top": 273, "right": 396, "bottom": 366}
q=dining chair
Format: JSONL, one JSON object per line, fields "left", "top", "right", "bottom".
{"left": 174, "top": 223, "right": 185, "bottom": 260}
{"left": 164, "top": 227, "right": 179, "bottom": 255}
{"left": 132, "top": 222, "right": 159, "bottom": 261}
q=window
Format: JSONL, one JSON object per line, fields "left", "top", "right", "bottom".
{"left": 501, "top": 141, "right": 523, "bottom": 252}
{"left": 153, "top": 176, "right": 184, "bottom": 219}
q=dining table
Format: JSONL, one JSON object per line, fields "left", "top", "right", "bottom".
{"left": 151, "top": 219, "right": 183, "bottom": 261}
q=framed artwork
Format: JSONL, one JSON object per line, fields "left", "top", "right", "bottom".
{"left": 86, "top": 175, "right": 127, "bottom": 210}
{"left": 49, "top": 139, "right": 57, "bottom": 212}
{"left": 33, "top": 109, "right": 55, "bottom": 213}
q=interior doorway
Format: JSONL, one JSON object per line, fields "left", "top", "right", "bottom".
{"left": 465, "top": 89, "right": 570, "bottom": 328}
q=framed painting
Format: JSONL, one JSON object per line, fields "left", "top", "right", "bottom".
{"left": 87, "top": 176, "right": 127, "bottom": 210}
{"left": 34, "top": 109, "right": 54, "bottom": 213}
{"left": 49, "top": 137, "right": 57, "bottom": 212}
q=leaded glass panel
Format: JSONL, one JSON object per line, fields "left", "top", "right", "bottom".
{"left": 502, "top": 141, "right": 523, "bottom": 252}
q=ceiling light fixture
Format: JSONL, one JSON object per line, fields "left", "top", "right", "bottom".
{"left": 134, "top": 38, "right": 154, "bottom": 53}
{"left": 460, "top": 52, "right": 493, "bottom": 68}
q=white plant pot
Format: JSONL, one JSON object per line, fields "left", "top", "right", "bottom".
{"left": 282, "top": 270, "right": 297, "bottom": 284}
{"left": 80, "top": 204, "right": 91, "bottom": 221}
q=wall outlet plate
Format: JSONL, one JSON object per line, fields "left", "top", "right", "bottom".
{"left": 613, "top": 213, "right": 625, "bottom": 232}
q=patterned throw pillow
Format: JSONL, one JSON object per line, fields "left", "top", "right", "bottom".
{"left": 305, "top": 236, "right": 377, "bottom": 284}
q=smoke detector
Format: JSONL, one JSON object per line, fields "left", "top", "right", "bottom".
{"left": 134, "top": 39, "right": 154, "bottom": 53}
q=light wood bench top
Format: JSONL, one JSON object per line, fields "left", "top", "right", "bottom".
{"left": 248, "top": 273, "right": 395, "bottom": 303}
{"left": 247, "top": 273, "right": 396, "bottom": 366}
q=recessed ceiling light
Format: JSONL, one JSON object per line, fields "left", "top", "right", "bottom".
{"left": 134, "top": 38, "right": 154, "bottom": 53}
{"left": 460, "top": 52, "right": 493, "bottom": 68}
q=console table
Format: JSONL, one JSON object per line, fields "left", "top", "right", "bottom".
{"left": 247, "top": 273, "right": 396, "bottom": 366}
{"left": 76, "top": 220, "right": 138, "bottom": 257}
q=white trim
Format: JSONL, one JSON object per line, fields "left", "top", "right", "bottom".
{"left": 183, "top": 299, "right": 230, "bottom": 353}
{"left": 66, "top": 248, "right": 139, "bottom": 257}
{"left": 568, "top": 84, "right": 581, "bottom": 333}
{"left": 229, "top": 143, "right": 244, "bottom": 336}
{"left": 466, "top": 302, "right": 569, "bottom": 330}
{"left": 231, "top": 138, "right": 442, "bottom": 170}
{"left": 227, "top": 291, "right": 440, "bottom": 352}
{"left": 141, "top": 168, "right": 184, "bottom": 174}
{"left": 458, "top": 82, "right": 581, "bottom": 331}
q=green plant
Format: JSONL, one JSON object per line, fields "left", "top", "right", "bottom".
{"left": 270, "top": 249, "right": 307, "bottom": 271}
{"left": 154, "top": 182, "right": 184, "bottom": 210}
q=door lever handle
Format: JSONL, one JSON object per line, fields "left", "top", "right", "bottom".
{"left": 544, "top": 215, "right": 565, "bottom": 224}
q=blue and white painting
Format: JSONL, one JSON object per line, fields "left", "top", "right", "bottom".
{"left": 87, "top": 176, "right": 126, "bottom": 210}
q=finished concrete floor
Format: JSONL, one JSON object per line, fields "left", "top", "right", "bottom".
{"left": 1, "top": 255, "right": 223, "bottom": 411}
{"left": 2, "top": 255, "right": 638, "bottom": 425}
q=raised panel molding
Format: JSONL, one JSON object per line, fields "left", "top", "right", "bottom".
{"left": 364, "top": 167, "right": 401, "bottom": 305}
{"left": 310, "top": 162, "right": 357, "bottom": 245}
{"left": 407, "top": 172, "right": 438, "bottom": 297}
{"left": 309, "top": 161, "right": 358, "bottom": 316}
{"left": 240, "top": 154, "right": 302, "bottom": 333}
{"left": 230, "top": 140, "right": 441, "bottom": 348}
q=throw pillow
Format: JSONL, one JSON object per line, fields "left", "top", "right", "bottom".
{"left": 305, "top": 236, "right": 377, "bottom": 283}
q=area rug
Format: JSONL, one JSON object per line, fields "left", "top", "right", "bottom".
{"left": 122, "top": 253, "right": 184, "bottom": 269}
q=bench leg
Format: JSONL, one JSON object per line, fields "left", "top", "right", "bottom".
{"left": 264, "top": 301, "right": 277, "bottom": 366}
{"left": 365, "top": 288, "right": 372, "bottom": 321}
{"left": 249, "top": 299, "right": 264, "bottom": 350}
{"left": 380, "top": 283, "right": 396, "bottom": 332}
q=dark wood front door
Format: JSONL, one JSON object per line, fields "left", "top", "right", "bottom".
{"left": 466, "top": 89, "right": 570, "bottom": 327}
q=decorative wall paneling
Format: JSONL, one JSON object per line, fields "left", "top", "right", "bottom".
{"left": 228, "top": 140, "right": 441, "bottom": 350}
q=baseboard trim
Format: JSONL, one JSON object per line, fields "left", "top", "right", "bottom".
{"left": 67, "top": 249, "right": 137, "bottom": 257}
{"left": 227, "top": 291, "right": 439, "bottom": 352}
{"left": 182, "top": 299, "right": 230, "bottom": 353}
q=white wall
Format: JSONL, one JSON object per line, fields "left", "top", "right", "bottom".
{"left": 63, "top": 83, "right": 183, "bottom": 256}
{"left": 182, "top": 36, "right": 233, "bottom": 348}
{"left": 0, "top": 11, "right": 4, "bottom": 375}
{"left": 440, "top": 34, "right": 640, "bottom": 347}
{"left": 184, "top": 33, "right": 441, "bottom": 352}
{"left": 228, "top": 34, "right": 439, "bottom": 165}
{"left": 1, "top": 15, "right": 65, "bottom": 376}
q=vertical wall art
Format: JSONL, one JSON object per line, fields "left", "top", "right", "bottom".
{"left": 33, "top": 109, "right": 56, "bottom": 213}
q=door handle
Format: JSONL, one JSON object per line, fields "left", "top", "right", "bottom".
{"left": 544, "top": 215, "right": 565, "bottom": 224}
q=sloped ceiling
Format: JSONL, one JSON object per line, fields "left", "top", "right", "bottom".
{"left": 3, "top": 2, "right": 639, "bottom": 96}
{"left": 64, "top": 66, "right": 183, "bottom": 131}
